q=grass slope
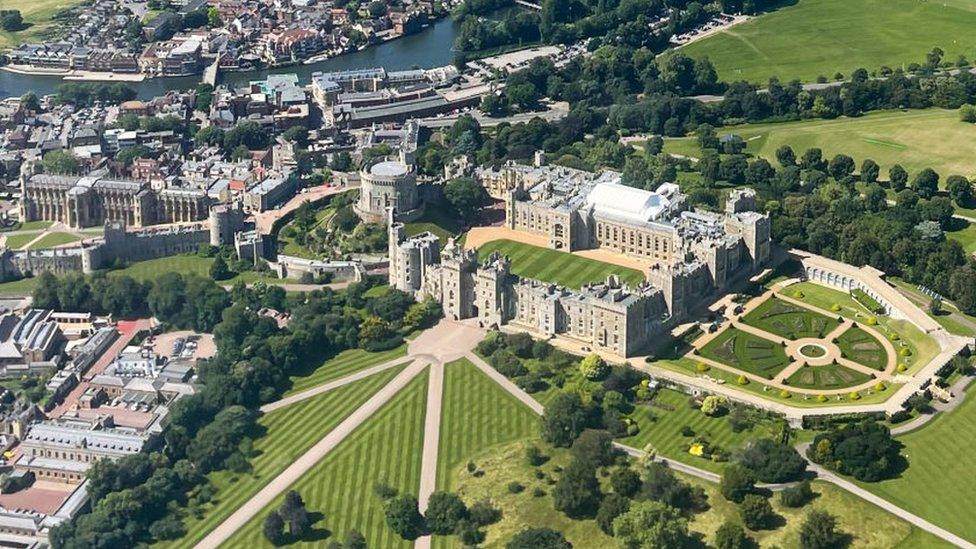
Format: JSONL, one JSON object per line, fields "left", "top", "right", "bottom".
{"left": 663, "top": 109, "right": 976, "bottom": 177}
{"left": 680, "top": 0, "right": 976, "bottom": 84}
{"left": 0, "top": 0, "right": 83, "bottom": 49}
{"left": 28, "top": 232, "right": 81, "bottom": 249}
{"left": 221, "top": 369, "right": 430, "bottom": 548}
{"left": 165, "top": 365, "right": 406, "bottom": 548}
{"left": 861, "top": 381, "right": 976, "bottom": 544}
{"left": 284, "top": 346, "right": 410, "bottom": 397}
{"left": 476, "top": 239, "right": 644, "bottom": 290}
{"left": 432, "top": 358, "right": 540, "bottom": 548}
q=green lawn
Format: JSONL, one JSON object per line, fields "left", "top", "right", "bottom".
{"left": 784, "top": 362, "right": 873, "bottom": 390}
{"left": 3, "top": 232, "right": 41, "bottom": 249}
{"left": 404, "top": 208, "right": 463, "bottom": 243}
{"left": 162, "top": 365, "right": 406, "bottom": 548}
{"left": 0, "top": 0, "right": 83, "bottom": 49}
{"left": 861, "top": 381, "right": 976, "bottom": 545}
{"left": 680, "top": 0, "right": 976, "bottom": 84}
{"left": 475, "top": 239, "right": 644, "bottom": 290}
{"left": 741, "top": 296, "right": 840, "bottom": 340}
{"left": 27, "top": 232, "right": 81, "bottom": 250}
{"left": 284, "top": 345, "right": 410, "bottom": 397}
{"left": 0, "top": 276, "right": 39, "bottom": 296}
{"left": 221, "top": 369, "right": 430, "bottom": 549}
{"left": 697, "top": 327, "right": 792, "bottom": 379}
{"left": 432, "top": 359, "right": 539, "bottom": 548}
{"left": 836, "top": 326, "right": 889, "bottom": 370}
{"left": 17, "top": 221, "right": 53, "bottom": 231}
{"left": 619, "top": 388, "right": 780, "bottom": 473}
{"left": 947, "top": 219, "right": 976, "bottom": 254}
{"left": 663, "top": 109, "right": 976, "bottom": 177}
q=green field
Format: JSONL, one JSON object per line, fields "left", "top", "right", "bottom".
{"left": 863, "top": 381, "right": 976, "bottom": 544}
{"left": 432, "top": 359, "right": 539, "bottom": 548}
{"left": 28, "top": 232, "right": 82, "bottom": 249}
{"left": 222, "top": 369, "right": 429, "bottom": 548}
{"left": 837, "top": 326, "right": 889, "bottom": 370}
{"left": 742, "top": 296, "right": 840, "bottom": 340}
{"left": 404, "top": 208, "right": 463, "bottom": 243}
{"left": 680, "top": 0, "right": 976, "bottom": 84}
{"left": 3, "top": 232, "right": 41, "bottom": 249}
{"left": 619, "top": 387, "right": 780, "bottom": 473}
{"left": 663, "top": 109, "right": 976, "bottom": 177}
{"left": 164, "top": 366, "right": 405, "bottom": 548}
{"left": 947, "top": 220, "right": 976, "bottom": 254}
{"left": 785, "top": 362, "right": 873, "bottom": 390}
{"left": 697, "top": 327, "right": 792, "bottom": 379}
{"left": 284, "top": 346, "right": 410, "bottom": 397}
{"left": 0, "top": 0, "right": 82, "bottom": 49}
{"left": 475, "top": 239, "right": 645, "bottom": 290}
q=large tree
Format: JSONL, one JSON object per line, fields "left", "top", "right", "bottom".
{"left": 612, "top": 500, "right": 693, "bottom": 549}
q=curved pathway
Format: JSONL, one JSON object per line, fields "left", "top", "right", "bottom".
{"left": 890, "top": 375, "right": 974, "bottom": 436}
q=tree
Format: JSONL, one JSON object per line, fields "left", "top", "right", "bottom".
{"left": 42, "top": 150, "right": 80, "bottom": 174}
{"left": 775, "top": 145, "right": 796, "bottom": 167}
{"left": 911, "top": 168, "right": 940, "bottom": 199}
{"left": 827, "top": 154, "right": 855, "bottom": 180}
{"left": 700, "top": 395, "right": 728, "bottom": 416}
{"left": 612, "top": 500, "right": 693, "bottom": 548}
{"left": 263, "top": 511, "right": 285, "bottom": 544}
{"left": 946, "top": 175, "right": 974, "bottom": 206}
{"left": 779, "top": 479, "right": 814, "bottom": 508}
{"left": 738, "top": 494, "right": 775, "bottom": 530}
{"left": 799, "top": 510, "right": 846, "bottom": 549}
{"left": 720, "top": 463, "right": 755, "bottom": 503}
{"left": 807, "top": 421, "right": 901, "bottom": 481}
{"left": 610, "top": 467, "right": 641, "bottom": 498}
{"left": 553, "top": 459, "right": 601, "bottom": 517}
{"left": 210, "top": 255, "right": 232, "bottom": 281}
{"left": 506, "top": 527, "right": 571, "bottom": 549}
{"left": 735, "top": 439, "right": 807, "bottom": 483}
{"left": 570, "top": 429, "right": 614, "bottom": 467}
{"left": 279, "top": 490, "right": 309, "bottom": 536}
{"left": 207, "top": 6, "right": 222, "bottom": 27}
{"left": 385, "top": 495, "right": 425, "bottom": 540}
{"left": 541, "top": 392, "right": 588, "bottom": 447}
{"left": 596, "top": 493, "right": 630, "bottom": 534}
{"left": 0, "top": 10, "right": 24, "bottom": 31}
{"left": 20, "top": 91, "right": 40, "bottom": 112}
{"left": 424, "top": 491, "right": 468, "bottom": 535}
{"left": 282, "top": 126, "right": 309, "bottom": 147}
{"left": 860, "top": 159, "right": 880, "bottom": 183}
{"left": 889, "top": 164, "right": 908, "bottom": 191}
{"left": 579, "top": 353, "right": 609, "bottom": 380}
{"left": 715, "top": 520, "right": 752, "bottom": 549}
{"left": 443, "top": 177, "right": 487, "bottom": 220}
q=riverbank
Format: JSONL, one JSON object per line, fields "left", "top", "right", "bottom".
{"left": 2, "top": 64, "right": 146, "bottom": 81}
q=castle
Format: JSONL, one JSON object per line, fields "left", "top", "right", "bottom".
{"left": 20, "top": 173, "right": 211, "bottom": 229}
{"left": 389, "top": 164, "right": 772, "bottom": 357}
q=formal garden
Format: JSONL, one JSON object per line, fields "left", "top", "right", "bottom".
{"left": 740, "top": 297, "right": 840, "bottom": 340}
{"left": 697, "top": 328, "right": 792, "bottom": 380}
{"left": 784, "top": 362, "right": 873, "bottom": 391}
{"left": 836, "top": 326, "right": 889, "bottom": 371}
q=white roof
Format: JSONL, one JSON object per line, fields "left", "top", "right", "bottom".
{"left": 370, "top": 161, "right": 408, "bottom": 177}
{"left": 585, "top": 182, "right": 673, "bottom": 223}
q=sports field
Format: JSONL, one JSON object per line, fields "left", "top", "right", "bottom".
{"left": 223, "top": 369, "right": 429, "bottom": 548}
{"left": 741, "top": 297, "right": 840, "bottom": 340}
{"left": 475, "top": 239, "right": 645, "bottom": 289}
{"left": 165, "top": 366, "right": 405, "bottom": 548}
{"left": 663, "top": 109, "right": 976, "bottom": 177}
{"left": 619, "top": 387, "right": 781, "bottom": 473}
{"left": 284, "top": 346, "right": 409, "bottom": 396}
{"left": 863, "top": 381, "right": 976, "bottom": 544}
{"left": 0, "top": 0, "right": 82, "bottom": 49}
{"left": 680, "top": 0, "right": 976, "bottom": 84}
{"left": 697, "top": 327, "right": 792, "bottom": 379}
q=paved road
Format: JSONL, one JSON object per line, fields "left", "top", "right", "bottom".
{"left": 194, "top": 358, "right": 430, "bottom": 549}
{"left": 890, "top": 375, "right": 974, "bottom": 436}
{"left": 414, "top": 360, "right": 445, "bottom": 549}
{"left": 259, "top": 356, "right": 414, "bottom": 413}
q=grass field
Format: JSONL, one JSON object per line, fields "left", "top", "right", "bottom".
{"left": 785, "top": 362, "right": 873, "bottom": 390}
{"left": 27, "top": 232, "right": 81, "bottom": 249}
{"left": 284, "top": 346, "right": 410, "bottom": 397}
{"left": 221, "top": 369, "right": 430, "bottom": 549}
{"left": 742, "top": 296, "right": 840, "bottom": 340}
{"left": 0, "top": 0, "right": 82, "bottom": 49}
{"left": 164, "top": 366, "right": 405, "bottom": 548}
{"left": 836, "top": 326, "right": 888, "bottom": 370}
{"left": 862, "top": 381, "right": 976, "bottom": 544}
{"left": 619, "top": 387, "right": 780, "bottom": 472}
{"left": 947, "top": 219, "right": 976, "bottom": 254}
{"left": 404, "top": 208, "right": 463, "bottom": 243}
{"left": 680, "top": 0, "right": 976, "bottom": 84}
{"left": 3, "top": 232, "right": 41, "bottom": 249}
{"left": 432, "top": 359, "right": 539, "bottom": 548}
{"left": 475, "top": 239, "right": 645, "bottom": 289}
{"left": 663, "top": 109, "right": 976, "bottom": 177}
{"left": 697, "top": 327, "right": 792, "bottom": 379}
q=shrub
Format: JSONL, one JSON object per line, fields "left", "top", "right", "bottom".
{"left": 779, "top": 389, "right": 791, "bottom": 399}
{"left": 374, "top": 481, "right": 398, "bottom": 500}
{"left": 468, "top": 499, "right": 502, "bottom": 526}
{"left": 873, "top": 382, "right": 886, "bottom": 391}
{"left": 779, "top": 480, "right": 814, "bottom": 508}
{"left": 532, "top": 487, "right": 546, "bottom": 497}
{"left": 897, "top": 363, "right": 908, "bottom": 372}
{"left": 866, "top": 316, "right": 878, "bottom": 325}
{"left": 793, "top": 290, "right": 805, "bottom": 298}
{"left": 507, "top": 482, "right": 524, "bottom": 494}
{"left": 579, "top": 353, "right": 610, "bottom": 380}
{"left": 889, "top": 410, "right": 911, "bottom": 424}
{"left": 848, "top": 392, "right": 861, "bottom": 400}
{"left": 525, "top": 446, "right": 548, "bottom": 466}
{"left": 816, "top": 394, "right": 828, "bottom": 403}
{"left": 701, "top": 395, "right": 728, "bottom": 416}
{"left": 739, "top": 494, "right": 775, "bottom": 530}
{"left": 736, "top": 374, "right": 748, "bottom": 385}
{"left": 899, "top": 347, "right": 912, "bottom": 357}
{"left": 696, "top": 362, "right": 710, "bottom": 372}
{"left": 830, "top": 303, "right": 841, "bottom": 312}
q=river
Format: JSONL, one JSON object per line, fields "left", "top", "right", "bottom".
{"left": 0, "top": 16, "right": 460, "bottom": 99}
